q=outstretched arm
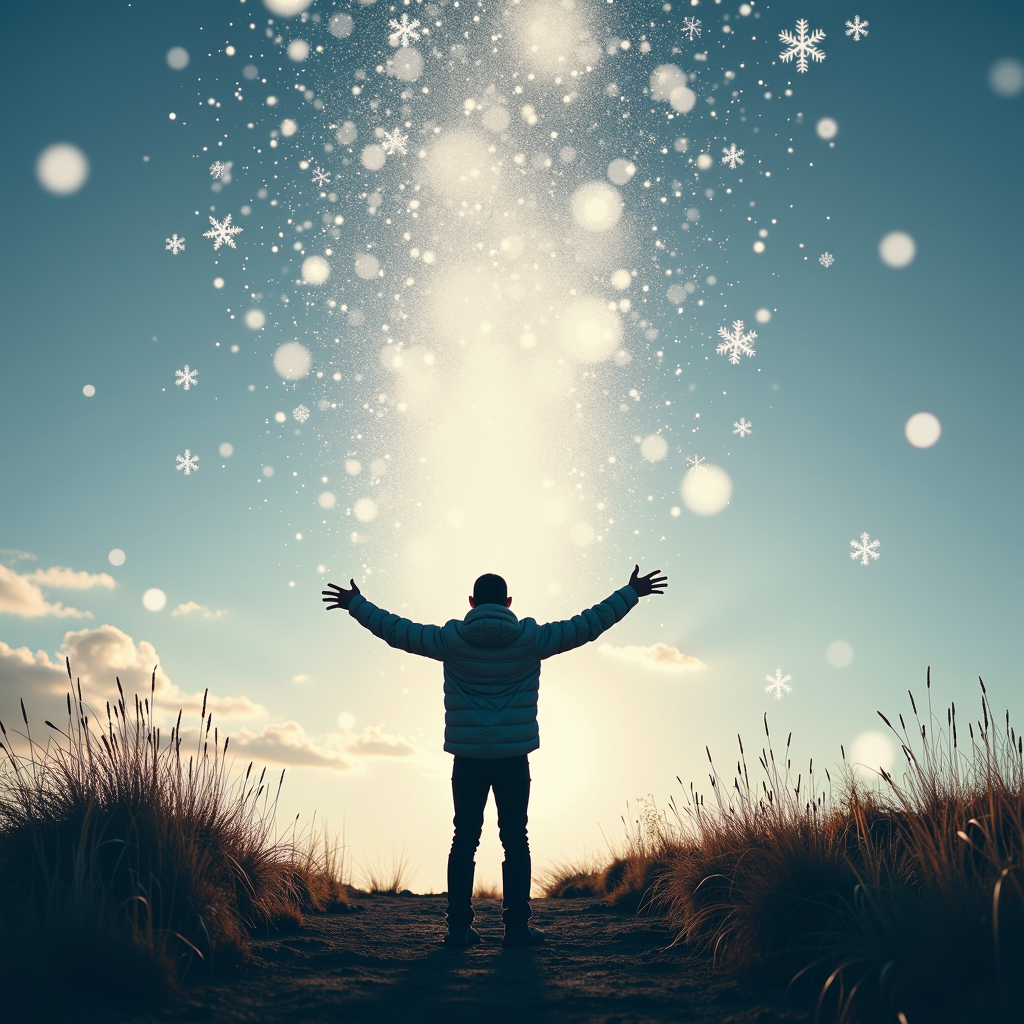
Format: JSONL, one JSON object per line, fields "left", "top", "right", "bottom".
{"left": 534, "top": 565, "right": 668, "bottom": 659}
{"left": 322, "top": 580, "right": 447, "bottom": 660}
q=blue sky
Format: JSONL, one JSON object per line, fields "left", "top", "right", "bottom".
{"left": 1, "top": 0, "right": 1021, "bottom": 891}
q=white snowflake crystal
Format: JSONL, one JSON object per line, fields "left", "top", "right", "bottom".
{"left": 820, "top": 252, "right": 835, "bottom": 267}
{"left": 292, "top": 404, "right": 310, "bottom": 423}
{"left": 733, "top": 417, "right": 752, "bottom": 437}
{"left": 210, "top": 161, "right": 227, "bottom": 179}
{"left": 779, "top": 19, "right": 826, "bottom": 73}
{"left": 165, "top": 234, "right": 186, "bottom": 255}
{"left": 203, "top": 214, "right": 243, "bottom": 250}
{"left": 175, "top": 449, "right": 200, "bottom": 476}
{"left": 311, "top": 165, "right": 332, "bottom": 188}
{"left": 717, "top": 320, "right": 757, "bottom": 364}
{"left": 686, "top": 455, "right": 707, "bottom": 473}
{"left": 845, "top": 16, "right": 869, "bottom": 41}
{"left": 175, "top": 365, "right": 198, "bottom": 391}
{"left": 388, "top": 13, "right": 421, "bottom": 47}
{"left": 721, "top": 143, "right": 745, "bottom": 169}
{"left": 381, "top": 128, "right": 409, "bottom": 156}
{"left": 682, "top": 17, "right": 701, "bottom": 41}
{"left": 765, "top": 669, "right": 793, "bottom": 701}
{"left": 850, "top": 532, "right": 881, "bottom": 566}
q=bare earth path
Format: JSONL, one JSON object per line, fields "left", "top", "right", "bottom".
{"left": 99, "top": 896, "right": 811, "bottom": 1024}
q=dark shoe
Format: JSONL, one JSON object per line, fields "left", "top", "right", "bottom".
{"left": 443, "top": 925, "right": 482, "bottom": 947}
{"left": 501, "top": 925, "right": 545, "bottom": 948}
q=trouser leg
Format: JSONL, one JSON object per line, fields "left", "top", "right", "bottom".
{"left": 493, "top": 778, "right": 532, "bottom": 926}
{"left": 446, "top": 777, "right": 489, "bottom": 927}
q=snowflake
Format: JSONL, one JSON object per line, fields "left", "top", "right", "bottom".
{"left": 381, "top": 128, "right": 409, "bottom": 156}
{"left": 850, "top": 532, "right": 881, "bottom": 567}
{"left": 686, "top": 455, "right": 707, "bottom": 473}
{"left": 388, "top": 13, "right": 421, "bottom": 47}
{"left": 165, "top": 234, "right": 186, "bottom": 255}
{"left": 175, "top": 365, "right": 198, "bottom": 391}
{"left": 733, "top": 417, "right": 752, "bottom": 437}
{"left": 716, "top": 320, "right": 757, "bottom": 364}
{"left": 175, "top": 450, "right": 200, "bottom": 476}
{"left": 765, "top": 669, "right": 793, "bottom": 701}
{"left": 845, "top": 16, "right": 869, "bottom": 41}
{"left": 820, "top": 252, "right": 835, "bottom": 267}
{"left": 311, "top": 165, "right": 331, "bottom": 188}
{"left": 209, "top": 161, "right": 228, "bottom": 179}
{"left": 292, "top": 404, "right": 310, "bottom": 423}
{"left": 203, "top": 214, "right": 243, "bottom": 250}
{"left": 721, "top": 143, "right": 745, "bottom": 169}
{"left": 682, "top": 17, "right": 701, "bottom": 41}
{"left": 779, "top": 19, "right": 826, "bottom": 73}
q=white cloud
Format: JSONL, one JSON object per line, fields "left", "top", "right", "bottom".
{"left": 598, "top": 642, "right": 708, "bottom": 673}
{"left": 0, "top": 561, "right": 114, "bottom": 619}
{"left": 171, "top": 601, "right": 226, "bottom": 619}
{"left": 26, "top": 567, "right": 116, "bottom": 590}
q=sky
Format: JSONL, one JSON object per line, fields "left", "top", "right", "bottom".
{"left": 1, "top": 0, "right": 1022, "bottom": 893}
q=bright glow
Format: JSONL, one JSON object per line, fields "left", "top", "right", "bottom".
{"left": 355, "top": 253, "right": 380, "bottom": 279}
{"left": 108, "top": 548, "right": 126, "bottom": 567}
{"left": 361, "top": 144, "right": 386, "bottom": 170}
{"left": 826, "top": 640, "right": 854, "bottom": 668}
{"left": 244, "top": 309, "right": 266, "bottom": 329}
{"left": 989, "top": 57, "right": 1024, "bottom": 97}
{"left": 559, "top": 298, "right": 622, "bottom": 363}
{"left": 696, "top": 153, "right": 713, "bottom": 169}
{"left": 336, "top": 711, "right": 357, "bottom": 730}
{"left": 280, "top": 119, "right": 298, "bottom": 137}
{"left": 328, "top": 14, "right": 354, "bottom": 38}
{"left": 354, "top": 498, "right": 378, "bottom": 522}
{"left": 273, "top": 342, "right": 312, "bottom": 380}
{"left": 610, "top": 269, "right": 632, "bottom": 290}
{"left": 755, "top": 308, "right": 772, "bottom": 323}
{"left": 681, "top": 464, "right": 732, "bottom": 515}
{"left": 572, "top": 181, "right": 622, "bottom": 232}
{"left": 669, "top": 86, "right": 696, "bottom": 113}
{"left": 263, "top": 0, "right": 312, "bottom": 15}
{"left": 319, "top": 491, "right": 337, "bottom": 508}
{"left": 302, "top": 255, "right": 331, "bottom": 284}
{"left": 142, "top": 588, "right": 167, "bottom": 612}
{"left": 640, "top": 435, "right": 668, "bottom": 462}
{"left": 262, "top": 466, "right": 275, "bottom": 477}
{"left": 568, "top": 523, "right": 595, "bottom": 546}
{"left": 879, "top": 231, "right": 916, "bottom": 268}
{"left": 816, "top": 117, "right": 838, "bottom": 139}
{"left": 287, "top": 39, "right": 310, "bottom": 61}
{"left": 905, "top": 412, "right": 941, "bottom": 448}
{"left": 607, "top": 158, "right": 635, "bottom": 185}
{"left": 165, "top": 47, "right": 189, "bottom": 70}
{"left": 345, "top": 460, "right": 362, "bottom": 475}
{"left": 82, "top": 384, "right": 95, "bottom": 397}
{"left": 650, "top": 64, "right": 685, "bottom": 100}
{"left": 219, "top": 442, "right": 234, "bottom": 457}
{"left": 36, "top": 143, "right": 89, "bottom": 195}
{"left": 849, "top": 730, "right": 896, "bottom": 780}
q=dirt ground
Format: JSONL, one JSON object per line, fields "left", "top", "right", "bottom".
{"left": 91, "top": 895, "right": 811, "bottom": 1024}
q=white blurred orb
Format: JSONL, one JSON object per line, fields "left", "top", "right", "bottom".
{"left": 361, "top": 144, "right": 386, "bottom": 170}
{"left": 355, "top": 253, "right": 380, "bottom": 279}
{"left": 36, "top": 143, "right": 89, "bottom": 195}
{"left": 219, "top": 442, "right": 234, "bottom": 457}
{"left": 165, "top": 47, "right": 190, "bottom": 70}
{"left": 345, "top": 459, "right": 362, "bottom": 476}
{"left": 213, "top": 277, "right": 225, "bottom": 289}
{"left": 905, "top": 411, "right": 942, "bottom": 448}
{"left": 301, "top": 255, "right": 331, "bottom": 284}
{"left": 336, "top": 121, "right": 357, "bottom": 145}
{"left": 849, "top": 730, "right": 896, "bottom": 779}
{"left": 482, "top": 105, "right": 510, "bottom": 132}
{"left": 142, "top": 588, "right": 167, "bottom": 612}
{"left": 328, "top": 13, "right": 354, "bottom": 38}
{"left": 560, "top": 298, "right": 622, "bottom": 363}
{"left": 667, "top": 284, "right": 686, "bottom": 305}
{"left": 755, "top": 308, "right": 772, "bottom": 323}
{"left": 816, "top": 117, "right": 838, "bottom": 139}
{"left": 879, "top": 231, "right": 916, "bottom": 268}
{"left": 273, "top": 342, "right": 311, "bottom": 380}
{"left": 650, "top": 64, "right": 685, "bottom": 100}
{"left": 989, "top": 57, "right": 1024, "bottom": 97}
{"left": 389, "top": 46, "right": 424, "bottom": 81}
{"left": 569, "top": 522, "right": 595, "bottom": 546}
{"left": 108, "top": 548, "right": 126, "bottom": 567}
{"left": 607, "top": 158, "right": 636, "bottom": 185}
{"left": 280, "top": 119, "right": 298, "bottom": 137}
{"left": 287, "top": 39, "right": 310, "bottom": 61}
{"left": 370, "top": 459, "right": 387, "bottom": 477}
{"left": 826, "top": 640, "right": 854, "bottom": 668}
{"left": 641, "top": 435, "right": 669, "bottom": 462}
{"left": 82, "top": 384, "right": 96, "bottom": 397}
{"left": 274, "top": 411, "right": 287, "bottom": 424}
{"left": 696, "top": 153, "right": 713, "bottom": 170}
{"left": 610, "top": 269, "right": 632, "bottom": 290}
{"left": 244, "top": 309, "right": 266, "bottom": 329}
{"left": 354, "top": 497, "right": 378, "bottom": 522}
{"left": 669, "top": 86, "right": 696, "bottom": 113}
{"left": 681, "top": 464, "right": 732, "bottom": 515}
{"left": 336, "top": 711, "right": 357, "bottom": 730}
{"left": 263, "top": 0, "right": 311, "bottom": 14}
{"left": 318, "top": 491, "right": 337, "bottom": 509}
{"left": 262, "top": 466, "right": 275, "bottom": 477}
{"left": 572, "top": 181, "right": 623, "bottom": 233}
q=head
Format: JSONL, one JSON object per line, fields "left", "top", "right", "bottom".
{"left": 469, "top": 573, "right": 511, "bottom": 609}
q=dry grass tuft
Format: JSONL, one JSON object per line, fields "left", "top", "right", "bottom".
{"left": 473, "top": 879, "right": 502, "bottom": 899}
{"left": 0, "top": 661, "right": 348, "bottom": 1003}
{"left": 359, "top": 845, "right": 415, "bottom": 894}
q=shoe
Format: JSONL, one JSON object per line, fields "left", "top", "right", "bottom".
{"left": 501, "top": 925, "right": 545, "bottom": 948}
{"left": 443, "top": 925, "right": 482, "bottom": 947}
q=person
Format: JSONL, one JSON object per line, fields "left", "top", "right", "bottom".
{"left": 322, "top": 564, "right": 668, "bottom": 948}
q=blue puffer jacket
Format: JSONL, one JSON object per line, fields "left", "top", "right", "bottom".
{"left": 348, "top": 585, "right": 638, "bottom": 758}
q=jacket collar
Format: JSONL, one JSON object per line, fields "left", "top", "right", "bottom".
{"left": 463, "top": 603, "right": 519, "bottom": 625}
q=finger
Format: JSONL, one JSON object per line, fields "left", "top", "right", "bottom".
{"left": 350, "top": 579, "right": 358, "bottom": 589}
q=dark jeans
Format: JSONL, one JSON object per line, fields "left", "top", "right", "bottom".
{"left": 446, "top": 754, "right": 532, "bottom": 928}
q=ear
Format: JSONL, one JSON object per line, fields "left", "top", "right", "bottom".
{"left": 506, "top": 596, "right": 512, "bottom": 608}
{"left": 468, "top": 596, "right": 476, "bottom": 608}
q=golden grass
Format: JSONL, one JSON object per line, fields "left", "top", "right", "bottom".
{"left": 0, "top": 661, "right": 348, "bottom": 1001}
{"left": 473, "top": 879, "right": 502, "bottom": 899}
{"left": 359, "top": 845, "right": 414, "bottom": 894}
{"left": 543, "top": 672, "right": 1023, "bottom": 1022}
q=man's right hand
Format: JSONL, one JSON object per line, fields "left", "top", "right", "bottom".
{"left": 628, "top": 565, "right": 668, "bottom": 598}
{"left": 322, "top": 579, "right": 361, "bottom": 611}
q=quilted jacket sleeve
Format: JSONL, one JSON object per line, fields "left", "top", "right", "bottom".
{"left": 534, "top": 585, "right": 639, "bottom": 660}
{"left": 348, "top": 594, "right": 447, "bottom": 661}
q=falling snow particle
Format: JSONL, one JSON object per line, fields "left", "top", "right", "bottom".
{"left": 381, "top": 128, "right": 409, "bottom": 156}
{"left": 176, "top": 450, "right": 200, "bottom": 476}
{"left": 209, "top": 161, "right": 227, "bottom": 179}
{"left": 686, "top": 455, "right": 707, "bottom": 473}
{"left": 203, "top": 213, "right": 243, "bottom": 250}
{"left": 850, "top": 532, "right": 881, "bottom": 566}
{"left": 388, "top": 14, "right": 421, "bottom": 48}
{"left": 682, "top": 17, "right": 701, "bottom": 41}
{"left": 175, "top": 365, "right": 198, "bottom": 391}
{"left": 845, "top": 16, "right": 869, "bottom": 41}
{"left": 819, "top": 252, "right": 835, "bottom": 267}
{"left": 721, "top": 143, "right": 745, "bottom": 169}
{"left": 765, "top": 669, "right": 793, "bottom": 700}
{"left": 311, "top": 165, "right": 331, "bottom": 188}
{"left": 716, "top": 320, "right": 757, "bottom": 364}
{"left": 165, "top": 234, "right": 185, "bottom": 255}
{"left": 292, "top": 404, "right": 310, "bottom": 423}
{"left": 733, "top": 418, "right": 752, "bottom": 437}
{"left": 779, "top": 19, "right": 826, "bottom": 73}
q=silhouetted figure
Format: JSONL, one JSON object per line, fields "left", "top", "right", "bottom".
{"left": 323, "top": 564, "right": 667, "bottom": 947}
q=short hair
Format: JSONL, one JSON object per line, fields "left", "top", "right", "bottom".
{"left": 472, "top": 573, "right": 508, "bottom": 606}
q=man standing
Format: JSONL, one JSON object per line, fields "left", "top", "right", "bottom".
{"left": 322, "top": 564, "right": 668, "bottom": 947}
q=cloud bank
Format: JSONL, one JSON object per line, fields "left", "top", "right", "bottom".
{"left": 598, "top": 642, "right": 708, "bottom": 673}
{"left": 0, "top": 562, "right": 114, "bottom": 619}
